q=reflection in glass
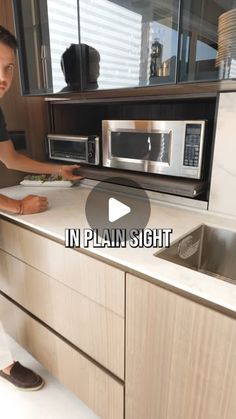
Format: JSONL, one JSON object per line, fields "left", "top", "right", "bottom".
{"left": 14, "top": 0, "right": 180, "bottom": 93}
{"left": 79, "top": 0, "right": 180, "bottom": 89}
{"left": 60, "top": 44, "right": 100, "bottom": 91}
{"left": 179, "top": 0, "right": 236, "bottom": 82}
{"left": 47, "top": 0, "right": 79, "bottom": 91}
{"left": 216, "top": 8, "right": 236, "bottom": 79}
{"left": 13, "top": 0, "right": 79, "bottom": 94}
{"left": 111, "top": 131, "right": 170, "bottom": 162}
{"left": 80, "top": 0, "right": 142, "bottom": 88}
{"left": 150, "top": 38, "right": 163, "bottom": 78}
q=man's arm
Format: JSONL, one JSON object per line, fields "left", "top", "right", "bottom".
{"left": 0, "top": 139, "right": 72, "bottom": 215}
{"left": 0, "top": 194, "right": 22, "bottom": 214}
{"left": 0, "top": 140, "right": 82, "bottom": 180}
{"left": 0, "top": 194, "right": 48, "bottom": 214}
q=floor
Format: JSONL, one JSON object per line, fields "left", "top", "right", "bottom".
{"left": 0, "top": 335, "right": 100, "bottom": 419}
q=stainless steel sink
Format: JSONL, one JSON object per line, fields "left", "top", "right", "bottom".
{"left": 156, "top": 224, "right": 236, "bottom": 283}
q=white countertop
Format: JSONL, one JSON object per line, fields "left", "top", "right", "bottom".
{"left": 1, "top": 181, "right": 236, "bottom": 316}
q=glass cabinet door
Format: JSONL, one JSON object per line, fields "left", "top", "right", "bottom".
{"left": 13, "top": 0, "right": 79, "bottom": 95}
{"left": 13, "top": 0, "right": 52, "bottom": 94}
{"left": 79, "top": 0, "right": 180, "bottom": 90}
{"left": 13, "top": 0, "right": 236, "bottom": 95}
{"left": 179, "top": 0, "right": 236, "bottom": 82}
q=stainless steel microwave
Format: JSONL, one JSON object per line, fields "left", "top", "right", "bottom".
{"left": 47, "top": 134, "right": 99, "bottom": 165}
{"left": 102, "top": 120, "right": 206, "bottom": 179}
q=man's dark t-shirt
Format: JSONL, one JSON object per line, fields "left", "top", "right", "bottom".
{"left": 0, "top": 107, "right": 9, "bottom": 141}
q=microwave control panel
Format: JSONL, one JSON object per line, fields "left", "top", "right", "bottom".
{"left": 183, "top": 124, "right": 202, "bottom": 167}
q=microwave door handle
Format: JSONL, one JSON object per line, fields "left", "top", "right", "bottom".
{"left": 85, "top": 140, "right": 89, "bottom": 163}
{"left": 48, "top": 138, "right": 52, "bottom": 158}
{"left": 147, "top": 136, "right": 151, "bottom": 152}
{"left": 159, "top": 133, "right": 166, "bottom": 162}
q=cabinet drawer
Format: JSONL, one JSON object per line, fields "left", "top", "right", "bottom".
{"left": 126, "top": 274, "right": 236, "bottom": 419}
{"left": 0, "top": 250, "right": 124, "bottom": 379}
{"left": 0, "top": 219, "right": 124, "bottom": 316}
{"left": 0, "top": 294, "right": 124, "bottom": 419}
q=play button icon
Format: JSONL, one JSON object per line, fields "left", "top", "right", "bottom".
{"left": 108, "top": 198, "right": 131, "bottom": 222}
{"left": 85, "top": 176, "right": 151, "bottom": 242}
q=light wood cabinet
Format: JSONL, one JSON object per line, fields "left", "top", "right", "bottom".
{"left": 0, "top": 250, "right": 124, "bottom": 379}
{"left": 0, "top": 219, "right": 124, "bottom": 316}
{"left": 0, "top": 294, "right": 124, "bottom": 419}
{"left": 0, "top": 218, "right": 125, "bottom": 418}
{"left": 126, "top": 273, "right": 236, "bottom": 419}
{"left": 3, "top": 218, "right": 236, "bottom": 419}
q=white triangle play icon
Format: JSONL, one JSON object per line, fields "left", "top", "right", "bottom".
{"left": 108, "top": 198, "right": 131, "bottom": 223}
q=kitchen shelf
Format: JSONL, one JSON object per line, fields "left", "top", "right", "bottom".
{"left": 44, "top": 80, "right": 236, "bottom": 104}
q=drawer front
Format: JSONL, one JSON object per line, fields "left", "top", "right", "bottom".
{"left": 0, "top": 219, "right": 124, "bottom": 316}
{"left": 0, "top": 250, "right": 124, "bottom": 379}
{"left": 0, "top": 294, "right": 124, "bottom": 419}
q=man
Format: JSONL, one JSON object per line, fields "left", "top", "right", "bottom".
{"left": 0, "top": 25, "right": 81, "bottom": 390}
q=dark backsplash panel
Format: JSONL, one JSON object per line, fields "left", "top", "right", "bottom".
{"left": 49, "top": 98, "right": 216, "bottom": 138}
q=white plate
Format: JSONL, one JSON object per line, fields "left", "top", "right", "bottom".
{"left": 20, "top": 180, "right": 44, "bottom": 186}
{"left": 20, "top": 179, "right": 73, "bottom": 187}
{"left": 43, "top": 180, "right": 73, "bottom": 187}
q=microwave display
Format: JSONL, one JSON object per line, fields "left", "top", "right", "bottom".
{"left": 111, "top": 131, "right": 171, "bottom": 164}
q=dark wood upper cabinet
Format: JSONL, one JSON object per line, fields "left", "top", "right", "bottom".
{"left": 12, "top": 0, "right": 236, "bottom": 96}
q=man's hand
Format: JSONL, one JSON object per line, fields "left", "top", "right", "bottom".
{"left": 60, "top": 165, "right": 83, "bottom": 181}
{"left": 19, "top": 195, "right": 48, "bottom": 214}
{"left": 0, "top": 141, "right": 84, "bottom": 181}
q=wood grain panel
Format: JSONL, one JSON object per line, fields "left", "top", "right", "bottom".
{"left": 126, "top": 273, "right": 236, "bottom": 419}
{"left": 0, "top": 294, "right": 124, "bottom": 419}
{"left": 0, "top": 250, "right": 124, "bottom": 379}
{"left": 0, "top": 219, "right": 125, "bottom": 316}
{"left": 0, "top": 0, "right": 48, "bottom": 170}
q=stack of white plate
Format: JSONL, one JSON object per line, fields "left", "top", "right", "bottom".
{"left": 216, "top": 8, "right": 236, "bottom": 78}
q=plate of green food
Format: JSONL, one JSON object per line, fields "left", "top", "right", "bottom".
{"left": 20, "top": 174, "right": 74, "bottom": 187}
